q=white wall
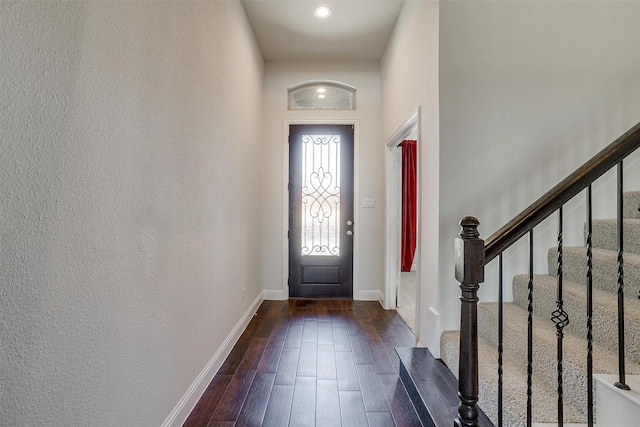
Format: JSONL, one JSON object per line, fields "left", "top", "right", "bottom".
{"left": 381, "top": 0, "right": 640, "bottom": 356}
{"left": 438, "top": 0, "right": 640, "bottom": 337}
{"left": 1, "top": 2, "right": 264, "bottom": 426}
{"left": 262, "top": 61, "right": 384, "bottom": 301}
{"left": 381, "top": 0, "right": 440, "bottom": 351}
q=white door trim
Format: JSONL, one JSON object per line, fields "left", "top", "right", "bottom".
{"left": 384, "top": 108, "right": 420, "bottom": 334}
{"left": 283, "top": 120, "right": 360, "bottom": 299}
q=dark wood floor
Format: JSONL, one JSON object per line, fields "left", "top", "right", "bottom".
{"left": 183, "top": 299, "right": 423, "bottom": 427}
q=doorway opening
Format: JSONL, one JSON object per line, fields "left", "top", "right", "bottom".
{"left": 384, "top": 109, "right": 420, "bottom": 334}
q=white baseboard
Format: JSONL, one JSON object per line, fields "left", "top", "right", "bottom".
{"left": 161, "top": 292, "right": 264, "bottom": 427}
{"left": 263, "top": 289, "right": 285, "bottom": 300}
{"left": 358, "top": 289, "right": 381, "bottom": 301}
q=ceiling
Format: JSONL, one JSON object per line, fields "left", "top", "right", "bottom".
{"left": 241, "top": 0, "right": 406, "bottom": 61}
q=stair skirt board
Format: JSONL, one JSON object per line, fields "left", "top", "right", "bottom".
{"left": 435, "top": 190, "right": 640, "bottom": 426}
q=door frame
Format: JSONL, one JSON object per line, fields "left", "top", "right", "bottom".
{"left": 282, "top": 120, "right": 360, "bottom": 299}
{"left": 384, "top": 108, "right": 421, "bottom": 331}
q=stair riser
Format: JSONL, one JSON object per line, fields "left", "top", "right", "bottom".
{"left": 624, "top": 191, "right": 640, "bottom": 219}
{"left": 589, "top": 219, "right": 640, "bottom": 255}
{"left": 548, "top": 247, "right": 640, "bottom": 300}
{"left": 512, "top": 274, "right": 640, "bottom": 365}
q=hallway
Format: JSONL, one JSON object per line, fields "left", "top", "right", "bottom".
{"left": 183, "top": 300, "right": 420, "bottom": 426}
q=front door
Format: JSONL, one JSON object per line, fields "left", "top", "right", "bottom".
{"left": 289, "top": 124, "right": 354, "bottom": 298}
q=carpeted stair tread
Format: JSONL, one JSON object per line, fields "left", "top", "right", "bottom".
{"left": 512, "top": 274, "right": 640, "bottom": 365}
{"left": 477, "top": 302, "right": 640, "bottom": 417}
{"left": 624, "top": 191, "right": 640, "bottom": 219}
{"left": 548, "top": 247, "right": 640, "bottom": 299}
{"left": 441, "top": 330, "right": 583, "bottom": 426}
{"left": 589, "top": 218, "right": 640, "bottom": 255}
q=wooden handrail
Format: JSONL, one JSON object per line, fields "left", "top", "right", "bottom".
{"left": 484, "top": 121, "right": 640, "bottom": 264}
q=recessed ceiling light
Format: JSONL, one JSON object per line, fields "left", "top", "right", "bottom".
{"left": 316, "top": 88, "right": 327, "bottom": 93}
{"left": 318, "top": 94, "right": 326, "bottom": 99}
{"left": 314, "top": 6, "right": 331, "bottom": 18}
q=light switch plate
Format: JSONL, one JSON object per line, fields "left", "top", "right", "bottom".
{"left": 362, "top": 198, "right": 375, "bottom": 208}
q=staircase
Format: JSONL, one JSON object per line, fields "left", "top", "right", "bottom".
{"left": 437, "top": 190, "right": 640, "bottom": 426}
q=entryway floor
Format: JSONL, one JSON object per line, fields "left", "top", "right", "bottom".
{"left": 183, "top": 299, "right": 421, "bottom": 426}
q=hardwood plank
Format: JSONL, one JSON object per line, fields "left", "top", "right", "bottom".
{"left": 235, "top": 373, "right": 275, "bottom": 427}
{"left": 274, "top": 347, "right": 299, "bottom": 386}
{"left": 291, "top": 305, "right": 306, "bottom": 324}
{"left": 238, "top": 337, "right": 268, "bottom": 370}
{"left": 349, "top": 333, "right": 374, "bottom": 365}
{"left": 301, "top": 319, "right": 318, "bottom": 343}
{"left": 217, "top": 341, "right": 250, "bottom": 375}
{"left": 211, "top": 369, "right": 257, "bottom": 421}
{"left": 390, "top": 324, "right": 415, "bottom": 347}
{"left": 359, "top": 318, "right": 383, "bottom": 342}
{"left": 269, "top": 318, "right": 290, "bottom": 342}
{"left": 316, "top": 379, "right": 342, "bottom": 427}
{"left": 332, "top": 325, "right": 351, "bottom": 352}
{"left": 261, "top": 385, "right": 294, "bottom": 427}
{"left": 284, "top": 323, "right": 303, "bottom": 348}
{"left": 254, "top": 318, "right": 277, "bottom": 338}
{"left": 345, "top": 315, "right": 362, "bottom": 335}
{"left": 366, "top": 411, "right": 396, "bottom": 427}
{"left": 238, "top": 319, "right": 262, "bottom": 342}
{"left": 316, "top": 344, "right": 337, "bottom": 380}
{"left": 339, "top": 391, "right": 369, "bottom": 427}
{"left": 296, "top": 341, "right": 317, "bottom": 377}
{"left": 353, "top": 301, "right": 371, "bottom": 319}
{"left": 335, "top": 351, "right": 360, "bottom": 391}
{"left": 355, "top": 364, "right": 389, "bottom": 412}
{"left": 257, "top": 339, "right": 285, "bottom": 374}
{"left": 186, "top": 300, "right": 423, "bottom": 427}
{"left": 182, "top": 374, "right": 232, "bottom": 427}
{"left": 378, "top": 373, "right": 423, "bottom": 427}
{"left": 368, "top": 340, "right": 397, "bottom": 374}
{"left": 317, "top": 303, "right": 332, "bottom": 322}
{"left": 317, "top": 321, "right": 334, "bottom": 345}
{"left": 289, "top": 377, "right": 316, "bottom": 427}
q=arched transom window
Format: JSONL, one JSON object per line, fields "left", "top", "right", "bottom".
{"left": 288, "top": 81, "right": 356, "bottom": 110}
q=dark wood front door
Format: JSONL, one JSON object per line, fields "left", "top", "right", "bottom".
{"left": 289, "top": 124, "right": 354, "bottom": 298}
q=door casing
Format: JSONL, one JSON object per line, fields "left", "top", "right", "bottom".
{"left": 282, "top": 120, "right": 360, "bottom": 300}
{"left": 384, "top": 109, "right": 420, "bottom": 336}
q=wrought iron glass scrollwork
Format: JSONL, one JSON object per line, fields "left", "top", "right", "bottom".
{"left": 301, "top": 134, "right": 341, "bottom": 256}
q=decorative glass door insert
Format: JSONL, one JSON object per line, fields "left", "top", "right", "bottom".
{"left": 289, "top": 124, "right": 354, "bottom": 298}
{"left": 301, "top": 134, "right": 341, "bottom": 256}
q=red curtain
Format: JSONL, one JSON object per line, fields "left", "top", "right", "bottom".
{"left": 400, "top": 140, "right": 417, "bottom": 272}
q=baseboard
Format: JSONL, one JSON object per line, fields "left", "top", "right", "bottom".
{"left": 161, "top": 292, "right": 264, "bottom": 427}
{"left": 263, "top": 289, "right": 285, "bottom": 300}
{"left": 358, "top": 289, "right": 381, "bottom": 301}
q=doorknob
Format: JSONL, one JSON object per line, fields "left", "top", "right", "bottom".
{"left": 346, "top": 230, "right": 353, "bottom": 236}
{"left": 347, "top": 220, "right": 353, "bottom": 226}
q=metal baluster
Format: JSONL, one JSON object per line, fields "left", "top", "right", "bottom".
{"left": 615, "top": 161, "right": 630, "bottom": 391}
{"left": 552, "top": 207, "right": 569, "bottom": 426}
{"left": 498, "top": 253, "right": 504, "bottom": 427}
{"left": 527, "top": 230, "right": 533, "bottom": 427}
{"left": 586, "top": 185, "right": 594, "bottom": 427}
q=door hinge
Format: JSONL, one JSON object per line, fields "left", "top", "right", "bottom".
{"left": 287, "top": 230, "right": 290, "bottom": 238}
{"left": 351, "top": 124, "right": 354, "bottom": 130}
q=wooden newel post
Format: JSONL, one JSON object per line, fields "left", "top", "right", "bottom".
{"left": 454, "top": 216, "right": 484, "bottom": 427}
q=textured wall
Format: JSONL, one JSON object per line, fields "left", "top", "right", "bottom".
{"left": 1, "top": 1, "right": 264, "bottom": 425}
